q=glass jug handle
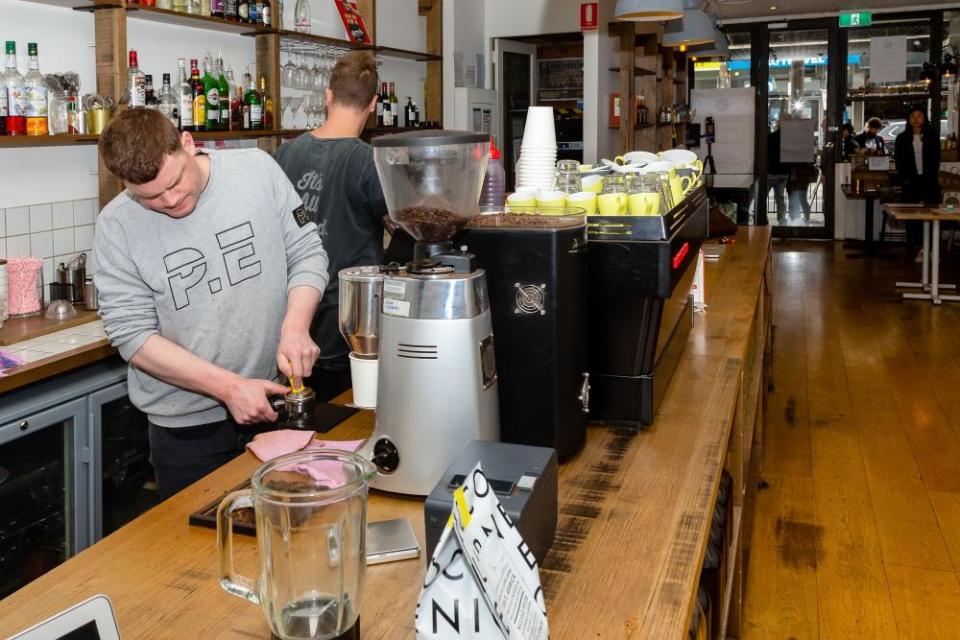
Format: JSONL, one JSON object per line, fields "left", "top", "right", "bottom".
{"left": 217, "top": 490, "right": 260, "bottom": 605}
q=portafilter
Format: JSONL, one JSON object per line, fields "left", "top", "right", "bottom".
{"left": 339, "top": 266, "right": 384, "bottom": 359}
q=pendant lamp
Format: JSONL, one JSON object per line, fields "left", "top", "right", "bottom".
{"left": 663, "top": 9, "right": 716, "bottom": 48}
{"left": 615, "top": 0, "right": 684, "bottom": 22}
{"left": 690, "top": 29, "right": 729, "bottom": 58}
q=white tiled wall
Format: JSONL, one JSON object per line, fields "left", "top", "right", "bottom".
{"left": 0, "top": 198, "right": 98, "bottom": 302}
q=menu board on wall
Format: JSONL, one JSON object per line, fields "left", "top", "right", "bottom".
{"left": 334, "top": 0, "right": 373, "bottom": 44}
{"left": 869, "top": 36, "right": 906, "bottom": 84}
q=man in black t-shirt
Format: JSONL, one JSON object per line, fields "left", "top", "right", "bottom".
{"left": 274, "top": 51, "right": 390, "bottom": 400}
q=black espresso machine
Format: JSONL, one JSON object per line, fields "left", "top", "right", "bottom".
{"left": 587, "top": 185, "right": 708, "bottom": 427}
{"left": 458, "top": 212, "right": 588, "bottom": 459}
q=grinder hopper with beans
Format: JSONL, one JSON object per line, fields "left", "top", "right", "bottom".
{"left": 343, "top": 130, "right": 500, "bottom": 496}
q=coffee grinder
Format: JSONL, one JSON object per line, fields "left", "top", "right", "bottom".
{"left": 365, "top": 130, "right": 500, "bottom": 496}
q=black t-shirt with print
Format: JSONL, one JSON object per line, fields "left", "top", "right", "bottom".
{"left": 274, "top": 134, "right": 387, "bottom": 369}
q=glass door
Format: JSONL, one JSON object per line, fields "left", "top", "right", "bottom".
{"left": 89, "top": 382, "right": 160, "bottom": 541}
{"left": 495, "top": 38, "right": 538, "bottom": 192}
{"left": 0, "top": 399, "right": 87, "bottom": 600}
{"left": 765, "top": 25, "right": 838, "bottom": 237}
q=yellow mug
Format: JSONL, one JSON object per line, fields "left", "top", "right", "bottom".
{"left": 670, "top": 175, "right": 693, "bottom": 205}
{"left": 507, "top": 191, "right": 537, "bottom": 209}
{"left": 536, "top": 190, "right": 566, "bottom": 210}
{"left": 567, "top": 191, "right": 598, "bottom": 215}
{"left": 598, "top": 192, "right": 627, "bottom": 215}
{"left": 582, "top": 175, "right": 604, "bottom": 193}
{"left": 628, "top": 192, "right": 661, "bottom": 216}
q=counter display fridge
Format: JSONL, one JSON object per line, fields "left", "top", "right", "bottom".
{"left": 587, "top": 185, "right": 709, "bottom": 426}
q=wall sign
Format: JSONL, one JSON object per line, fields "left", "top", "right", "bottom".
{"left": 333, "top": 0, "right": 373, "bottom": 44}
{"left": 580, "top": 2, "right": 598, "bottom": 31}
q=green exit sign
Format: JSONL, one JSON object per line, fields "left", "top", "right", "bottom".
{"left": 840, "top": 12, "right": 872, "bottom": 27}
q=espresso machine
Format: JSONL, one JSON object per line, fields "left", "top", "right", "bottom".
{"left": 363, "top": 130, "right": 500, "bottom": 496}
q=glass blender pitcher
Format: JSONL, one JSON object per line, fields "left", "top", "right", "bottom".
{"left": 218, "top": 450, "right": 375, "bottom": 640}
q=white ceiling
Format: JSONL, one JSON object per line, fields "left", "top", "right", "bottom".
{"left": 715, "top": 0, "right": 957, "bottom": 21}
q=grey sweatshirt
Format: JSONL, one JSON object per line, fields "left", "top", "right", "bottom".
{"left": 93, "top": 148, "right": 329, "bottom": 428}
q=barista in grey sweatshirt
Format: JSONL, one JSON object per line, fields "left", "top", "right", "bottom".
{"left": 93, "top": 108, "right": 329, "bottom": 498}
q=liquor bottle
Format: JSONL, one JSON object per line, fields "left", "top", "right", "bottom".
{"left": 158, "top": 73, "right": 178, "bottom": 127}
{"left": 375, "top": 81, "right": 385, "bottom": 126}
{"left": 217, "top": 53, "right": 229, "bottom": 130}
{"left": 190, "top": 59, "right": 206, "bottom": 133}
{"left": 2, "top": 41, "right": 25, "bottom": 136}
{"left": 228, "top": 69, "right": 241, "bottom": 131}
{"left": 248, "top": 0, "right": 259, "bottom": 24}
{"left": 404, "top": 97, "right": 414, "bottom": 128}
{"left": 200, "top": 0, "right": 211, "bottom": 15}
{"left": 127, "top": 50, "right": 146, "bottom": 107}
{"left": 224, "top": 0, "right": 237, "bottom": 20}
{"left": 144, "top": 74, "right": 159, "bottom": 108}
{"left": 178, "top": 58, "right": 193, "bottom": 131}
{"left": 237, "top": 0, "right": 250, "bottom": 22}
{"left": 211, "top": 0, "right": 224, "bottom": 17}
{"left": 24, "top": 43, "right": 47, "bottom": 136}
{"left": 388, "top": 82, "right": 398, "bottom": 127}
{"left": 259, "top": 75, "right": 273, "bottom": 130}
{"left": 380, "top": 82, "right": 390, "bottom": 127}
{"left": 202, "top": 54, "right": 219, "bottom": 131}
{"left": 261, "top": 0, "right": 270, "bottom": 26}
{"left": 293, "top": 0, "right": 311, "bottom": 32}
{"left": 411, "top": 100, "right": 420, "bottom": 127}
{"left": 243, "top": 73, "right": 262, "bottom": 130}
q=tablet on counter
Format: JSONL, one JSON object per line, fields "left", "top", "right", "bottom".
{"left": 9, "top": 595, "right": 121, "bottom": 640}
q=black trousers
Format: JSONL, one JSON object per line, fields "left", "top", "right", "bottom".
{"left": 148, "top": 419, "right": 267, "bottom": 499}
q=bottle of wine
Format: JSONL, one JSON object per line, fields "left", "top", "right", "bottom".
{"left": 388, "top": 82, "right": 398, "bottom": 127}
{"left": 203, "top": 54, "right": 220, "bottom": 131}
{"left": 380, "top": 82, "right": 390, "bottom": 127}
{"left": 243, "top": 73, "right": 262, "bottom": 130}
{"left": 178, "top": 58, "right": 193, "bottom": 131}
{"left": 217, "top": 53, "right": 229, "bottom": 130}
{"left": 259, "top": 75, "right": 273, "bottom": 131}
{"left": 190, "top": 58, "right": 206, "bottom": 133}
{"left": 376, "top": 81, "right": 385, "bottom": 127}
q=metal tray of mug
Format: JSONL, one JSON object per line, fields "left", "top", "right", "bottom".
{"left": 587, "top": 184, "right": 707, "bottom": 242}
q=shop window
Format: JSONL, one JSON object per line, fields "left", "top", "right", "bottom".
{"left": 692, "top": 32, "right": 751, "bottom": 90}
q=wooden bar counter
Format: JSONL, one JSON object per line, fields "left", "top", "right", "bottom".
{"left": 0, "top": 226, "right": 773, "bottom": 640}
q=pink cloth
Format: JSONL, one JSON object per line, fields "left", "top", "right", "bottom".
{"left": 246, "top": 430, "right": 366, "bottom": 487}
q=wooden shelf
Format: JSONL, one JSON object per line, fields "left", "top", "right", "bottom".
{"left": 0, "top": 134, "right": 100, "bottom": 147}
{"left": 125, "top": 5, "right": 268, "bottom": 34}
{"left": 360, "top": 44, "right": 441, "bottom": 62}
{"left": 636, "top": 123, "right": 655, "bottom": 129}
{"left": 192, "top": 129, "right": 281, "bottom": 140}
{"left": 609, "top": 66, "right": 656, "bottom": 77}
{"left": 20, "top": 0, "right": 121, "bottom": 12}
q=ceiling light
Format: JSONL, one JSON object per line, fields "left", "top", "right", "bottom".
{"left": 663, "top": 10, "right": 716, "bottom": 48}
{"left": 615, "top": 0, "right": 684, "bottom": 21}
{"left": 770, "top": 5, "right": 777, "bottom": 10}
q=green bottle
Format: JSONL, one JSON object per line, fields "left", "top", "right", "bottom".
{"left": 243, "top": 72, "right": 262, "bottom": 130}
{"left": 202, "top": 53, "right": 220, "bottom": 131}
{"left": 217, "top": 53, "right": 229, "bottom": 131}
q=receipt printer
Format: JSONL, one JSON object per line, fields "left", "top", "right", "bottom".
{"left": 424, "top": 440, "right": 558, "bottom": 564}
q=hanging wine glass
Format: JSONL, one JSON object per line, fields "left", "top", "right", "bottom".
{"left": 281, "top": 53, "right": 297, "bottom": 90}
{"left": 294, "top": 0, "right": 311, "bottom": 33}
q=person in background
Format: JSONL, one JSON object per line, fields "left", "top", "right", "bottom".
{"left": 841, "top": 122, "right": 860, "bottom": 160}
{"left": 767, "top": 123, "right": 788, "bottom": 225}
{"left": 895, "top": 106, "right": 941, "bottom": 261}
{"left": 94, "top": 108, "right": 329, "bottom": 499}
{"left": 855, "top": 117, "right": 887, "bottom": 154}
{"left": 274, "top": 51, "right": 393, "bottom": 401}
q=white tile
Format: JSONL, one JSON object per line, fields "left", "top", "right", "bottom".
{"left": 0, "top": 238, "right": 6, "bottom": 259}
{"left": 42, "top": 258, "right": 54, "bottom": 291}
{"left": 6, "top": 207, "right": 30, "bottom": 235}
{"left": 29, "top": 204, "right": 52, "bottom": 232}
{"left": 53, "top": 229, "right": 75, "bottom": 256}
{"left": 30, "top": 231, "right": 53, "bottom": 259}
{"left": 6, "top": 235, "right": 31, "bottom": 257}
{"left": 52, "top": 202, "right": 74, "bottom": 230}
{"left": 74, "top": 225, "right": 95, "bottom": 252}
{"left": 0, "top": 209, "right": 5, "bottom": 237}
{"left": 73, "top": 199, "right": 95, "bottom": 226}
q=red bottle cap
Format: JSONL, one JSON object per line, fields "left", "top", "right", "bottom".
{"left": 129, "top": 50, "right": 138, "bottom": 67}
{"left": 488, "top": 137, "right": 501, "bottom": 160}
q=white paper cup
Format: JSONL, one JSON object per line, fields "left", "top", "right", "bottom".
{"left": 349, "top": 353, "right": 379, "bottom": 409}
{"left": 521, "top": 106, "right": 557, "bottom": 148}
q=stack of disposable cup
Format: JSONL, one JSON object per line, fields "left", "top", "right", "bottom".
{"left": 515, "top": 106, "right": 558, "bottom": 192}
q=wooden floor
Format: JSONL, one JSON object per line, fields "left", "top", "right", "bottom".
{"left": 742, "top": 239, "right": 960, "bottom": 640}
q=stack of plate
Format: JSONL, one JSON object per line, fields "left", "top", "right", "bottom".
{"left": 515, "top": 106, "right": 557, "bottom": 191}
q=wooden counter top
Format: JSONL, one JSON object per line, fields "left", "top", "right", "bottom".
{"left": 0, "top": 227, "right": 773, "bottom": 639}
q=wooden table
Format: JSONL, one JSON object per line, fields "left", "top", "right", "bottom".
{"left": 883, "top": 204, "right": 960, "bottom": 304}
{"left": 0, "top": 227, "right": 773, "bottom": 640}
